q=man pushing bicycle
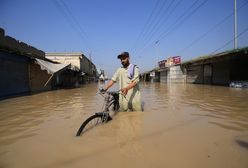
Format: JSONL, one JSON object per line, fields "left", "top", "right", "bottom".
{"left": 102, "top": 51, "right": 142, "bottom": 112}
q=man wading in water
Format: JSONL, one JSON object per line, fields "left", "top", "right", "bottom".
{"left": 102, "top": 52, "right": 142, "bottom": 112}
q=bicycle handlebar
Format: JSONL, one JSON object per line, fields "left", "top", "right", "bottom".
{"left": 98, "top": 89, "right": 127, "bottom": 99}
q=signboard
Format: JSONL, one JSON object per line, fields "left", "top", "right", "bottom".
{"left": 167, "top": 56, "right": 181, "bottom": 66}
{"left": 158, "top": 60, "right": 167, "bottom": 68}
{"left": 150, "top": 71, "right": 155, "bottom": 77}
{"left": 172, "top": 56, "right": 181, "bottom": 65}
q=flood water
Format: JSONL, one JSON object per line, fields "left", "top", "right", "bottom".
{"left": 0, "top": 82, "right": 248, "bottom": 168}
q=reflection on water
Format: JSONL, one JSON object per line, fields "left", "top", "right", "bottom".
{"left": 0, "top": 82, "right": 248, "bottom": 168}
{"left": 142, "top": 83, "right": 248, "bottom": 131}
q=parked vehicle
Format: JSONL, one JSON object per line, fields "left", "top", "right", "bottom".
{"left": 229, "top": 81, "right": 248, "bottom": 88}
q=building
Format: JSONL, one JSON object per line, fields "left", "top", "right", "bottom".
{"left": 45, "top": 52, "right": 97, "bottom": 83}
{"left": 0, "top": 27, "right": 79, "bottom": 99}
{"left": 157, "top": 56, "right": 184, "bottom": 83}
{"left": 149, "top": 47, "right": 248, "bottom": 86}
{"left": 182, "top": 47, "right": 248, "bottom": 85}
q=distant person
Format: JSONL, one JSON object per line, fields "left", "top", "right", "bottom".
{"left": 102, "top": 52, "right": 142, "bottom": 112}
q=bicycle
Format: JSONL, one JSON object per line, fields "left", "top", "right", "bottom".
{"left": 76, "top": 89, "right": 121, "bottom": 136}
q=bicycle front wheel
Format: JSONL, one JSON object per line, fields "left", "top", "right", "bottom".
{"left": 76, "top": 113, "right": 111, "bottom": 136}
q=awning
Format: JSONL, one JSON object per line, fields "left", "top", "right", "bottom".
{"left": 35, "top": 58, "right": 70, "bottom": 74}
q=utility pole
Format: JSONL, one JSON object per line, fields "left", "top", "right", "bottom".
{"left": 89, "top": 52, "right": 92, "bottom": 61}
{"left": 155, "top": 40, "right": 160, "bottom": 68}
{"left": 234, "top": 0, "right": 238, "bottom": 49}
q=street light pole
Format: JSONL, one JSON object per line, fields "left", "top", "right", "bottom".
{"left": 155, "top": 40, "right": 160, "bottom": 68}
{"left": 234, "top": 0, "right": 238, "bottom": 49}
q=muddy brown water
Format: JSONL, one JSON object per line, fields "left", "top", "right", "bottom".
{"left": 0, "top": 82, "right": 248, "bottom": 168}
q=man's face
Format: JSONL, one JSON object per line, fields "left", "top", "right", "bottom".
{"left": 120, "top": 56, "right": 129, "bottom": 67}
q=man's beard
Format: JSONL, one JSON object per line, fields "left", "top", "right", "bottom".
{"left": 122, "top": 62, "right": 129, "bottom": 68}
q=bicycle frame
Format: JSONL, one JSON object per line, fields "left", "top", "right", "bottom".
{"left": 100, "top": 91, "right": 120, "bottom": 113}
{"left": 76, "top": 91, "right": 121, "bottom": 136}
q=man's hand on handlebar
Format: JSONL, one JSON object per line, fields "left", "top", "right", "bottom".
{"left": 99, "top": 87, "right": 106, "bottom": 93}
{"left": 120, "top": 87, "right": 128, "bottom": 95}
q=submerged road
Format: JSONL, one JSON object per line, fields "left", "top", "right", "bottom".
{"left": 0, "top": 82, "right": 248, "bottom": 168}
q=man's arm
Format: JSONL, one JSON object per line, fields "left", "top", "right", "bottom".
{"left": 121, "top": 66, "right": 140, "bottom": 95}
{"left": 121, "top": 80, "right": 137, "bottom": 95}
{"left": 103, "top": 68, "right": 119, "bottom": 91}
{"left": 104, "top": 80, "right": 115, "bottom": 91}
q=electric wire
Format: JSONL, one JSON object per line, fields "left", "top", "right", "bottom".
{"left": 52, "top": 0, "right": 92, "bottom": 53}
{"left": 157, "top": 0, "right": 209, "bottom": 43}
{"left": 139, "top": 0, "right": 169, "bottom": 46}
{"left": 60, "top": 0, "right": 91, "bottom": 43}
{"left": 142, "top": 0, "right": 183, "bottom": 49}
{"left": 131, "top": 0, "right": 161, "bottom": 53}
{"left": 210, "top": 26, "right": 248, "bottom": 55}
{"left": 136, "top": 0, "right": 208, "bottom": 57}
{"left": 179, "top": 0, "right": 248, "bottom": 53}
{"left": 135, "top": 0, "right": 202, "bottom": 56}
{"left": 131, "top": 0, "right": 168, "bottom": 55}
{"left": 133, "top": 0, "right": 175, "bottom": 54}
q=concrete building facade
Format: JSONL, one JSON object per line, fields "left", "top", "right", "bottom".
{"left": 182, "top": 47, "right": 248, "bottom": 85}
{"left": 0, "top": 27, "right": 80, "bottom": 99}
{"left": 45, "top": 52, "right": 97, "bottom": 83}
{"left": 141, "top": 47, "right": 248, "bottom": 86}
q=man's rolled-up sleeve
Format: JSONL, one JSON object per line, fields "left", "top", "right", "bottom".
{"left": 111, "top": 68, "right": 120, "bottom": 82}
{"left": 132, "top": 66, "right": 140, "bottom": 83}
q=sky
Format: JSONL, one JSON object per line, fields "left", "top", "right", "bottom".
{"left": 0, "top": 0, "right": 248, "bottom": 76}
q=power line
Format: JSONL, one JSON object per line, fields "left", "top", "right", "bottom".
{"left": 210, "top": 26, "right": 248, "bottom": 55}
{"left": 134, "top": 0, "right": 176, "bottom": 54}
{"left": 142, "top": 0, "right": 183, "bottom": 48}
{"left": 179, "top": 0, "right": 248, "bottom": 53}
{"left": 52, "top": 0, "right": 92, "bottom": 53}
{"left": 138, "top": 0, "right": 169, "bottom": 46}
{"left": 60, "top": 0, "right": 91, "bottom": 42}
{"left": 135, "top": 0, "right": 202, "bottom": 56}
{"left": 136, "top": 0, "right": 208, "bottom": 57}
{"left": 131, "top": 0, "right": 161, "bottom": 53}
{"left": 157, "top": 0, "right": 208, "bottom": 42}
{"left": 132, "top": 0, "right": 168, "bottom": 54}
{"left": 145, "top": 0, "right": 182, "bottom": 39}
